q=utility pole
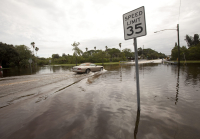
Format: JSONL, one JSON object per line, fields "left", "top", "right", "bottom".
{"left": 177, "top": 24, "right": 180, "bottom": 65}
{"left": 154, "top": 24, "right": 180, "bottom": 65}
{"left": 143, "top": 45, "right": 144, "bottom": 59}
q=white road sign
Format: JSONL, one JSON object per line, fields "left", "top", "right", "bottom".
{"left": 28, "top": 58, "right": 32, "bottom": 64}
{"left": 123, "top": 6, "right": 147, "bottom": 40}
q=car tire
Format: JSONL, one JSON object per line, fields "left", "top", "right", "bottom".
{"left": 100, "top": 67, "right": 103, "bottom": 71}
{"left": 86, "top": 69, "right": 90, "bottom": 74}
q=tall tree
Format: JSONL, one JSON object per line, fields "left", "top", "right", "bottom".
{"left": 185, "top": 34, "right": 200, "bottom": 48}
{"left": 107, "top": 48, "right": 121, "bottom": 61}
{"left": 122, "top": 48, "right": 132, "bottom": 58}
{"left": 62, "top": 53, "right": 66, "bottom": 57}
{"left": 98, "top": 50, "right": 106, "bottom": 65}
{"left": 35, "top": 47, "right": 39, "bottom": 57}
{"left": 137, "top": 47, "right": 143, "bottom": 56}
{"left": 86, "top": 47, "right": 88, "bottom": 52}
{"left": 94, "top": 46, "right": 96, "bottom": 50}
{"left": 31, "top": 42, "right": 35, "bottom": 55}
{"left": 72, "top": 41, "right": 83, "bottom": 66}
{"left": 52, "top": 54, "right": 60, "bottom": 59}
{"left": 193, "top": 34, "right": 200, "bottom": 46}
{"left": 119, "top": 43, "right": 121, "bottom": 52}
{"left": 105, "top": 46, "right": 108, "bottom": 50}
{"left": 15, "top": 45, "right": 32, "bottom": 67}
{"left": 0, "top": 42, "right": 18, "bottom": 67}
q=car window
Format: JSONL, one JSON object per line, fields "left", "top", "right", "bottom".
{"left": 90, "top": 64, "right": 96, "bottom": 66}
{"left": 80, "top": 64, "right": 86, "bottom": 66}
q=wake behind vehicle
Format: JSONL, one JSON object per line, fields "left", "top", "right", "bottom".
{"left": 72, "top": 63, "right": 103, "bottom": 74}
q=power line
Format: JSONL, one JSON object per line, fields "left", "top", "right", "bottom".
{"left": 178, "top": 0, "right": 181, "bottom": 23}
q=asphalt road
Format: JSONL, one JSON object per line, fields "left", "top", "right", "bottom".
{"left": 1, "top": 64, "right": 200, "bottom": 139}
{"left": 0, "top": 71, "right": 111, "bottom": 138}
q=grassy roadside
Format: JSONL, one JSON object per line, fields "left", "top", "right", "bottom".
{"left": 52, "top": 62, "right": 120, "bottom": 66}
{"left": 51, "top": 60, "right": 200, "bottom": 66}
{"left": 53, "top": 64, "right": 77, "bottom": 66}
{"left": 95, "top": 62, "right": 120, "bottom": 65}
{"left": 172, "top": 60, "right": 200, "bottom": 63}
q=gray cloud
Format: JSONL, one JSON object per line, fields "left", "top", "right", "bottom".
{"left": 0, "top": 0, "right": 199, "bottom": 58}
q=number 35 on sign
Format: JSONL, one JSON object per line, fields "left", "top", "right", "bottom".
{"left": 123, "top": 6, "right": 147, "bottom": 40}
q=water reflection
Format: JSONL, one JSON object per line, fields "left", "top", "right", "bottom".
{"left": 1, "top": 63, "right": 200, "bottom": 138}
{"left": 120, "top": 66, "right": 122, "bottom": 82}
{"left": 29, "top": 63, "right": 32, "bottom": 74}
{"left": 0, "top": 71, "right": 3, "bottom": 78}
{"left": 0, "top": 66, "right": 73, "bottom": 78}
{"left": 134, "top": 110, "right": 140, "bottom": 139}
{"left": 184, "top": 64, "right": 200, "bottom": 85}
{"left": 175, "top": 65, "right": 180, "bottom": 105}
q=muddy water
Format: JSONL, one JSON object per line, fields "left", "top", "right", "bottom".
{"left": 0, "top": 64, "right": 200, "bottom": 139}
{"left": 0, "top": 66, "right": 72, "bottom": 78}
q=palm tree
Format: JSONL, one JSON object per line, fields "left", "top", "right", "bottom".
{"left": 86, "top": 47, "right": 88, "bottom": 52}
{"left": 31, "top": 42, "right": 35, "bottom": 55}
{"left": 185, "top": 34, "right": 200, "bottom": 48}
{"left": 94, "top": 46, "right": 96, "bottom": 50}
{"left": 72, "top": 41, "right": 83, "bottom": 66}
{"left": 35, "top": 47, "right": 39, "bottom": 57}
{"left": 105, "top": 46, "right": 108, "bottom": 56}
{"left": 119, "top": 43, "right": 121, "bottom": 52}
{"left": 99, "top": 50, "right": 106, "bottom": 65}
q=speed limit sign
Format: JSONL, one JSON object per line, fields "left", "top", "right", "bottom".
{"left": 123, "top": 6, "right": 147, "bottom": 110}
{"left": 123, "top": 6, "right": 147, "bottom": 40}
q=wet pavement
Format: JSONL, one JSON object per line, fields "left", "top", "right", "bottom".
{"left": 0, "top": 63, "right": 200, "bottom": 139}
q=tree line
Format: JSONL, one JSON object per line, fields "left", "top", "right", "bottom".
{"left": 1, "top": 34, "right": 199, "bottom": 68}
{"left": 51, "top": 41, "right": 166, "bottom": 65}
{"left": 0, "top": 41, "right": 167, "bottom": 68}
{"left": 171, "top": 34, "right": 200, "bottom": 60}
{"left": 0, "top": 42, "right": 39, "bottom": 68}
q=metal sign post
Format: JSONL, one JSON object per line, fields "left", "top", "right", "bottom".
{"left": 123, "top": 6, "right": 147, "bottom": 111}
{"left": 134, "top": 38, "right": 140, "bottom": 110}
{"left": 28, "top": 58, "right": 32, "bottom": 74}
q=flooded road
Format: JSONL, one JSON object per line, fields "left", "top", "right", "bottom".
{"left": 0, "top": 64, "right": 200, "bottom": 139}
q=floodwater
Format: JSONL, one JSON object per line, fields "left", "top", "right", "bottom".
{"left": 0, "top": 63, "right": 200, "bottom": 139}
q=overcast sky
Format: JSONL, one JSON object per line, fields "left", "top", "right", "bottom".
{"left": 1, "top": 0, "right": 200, "bottom": 58}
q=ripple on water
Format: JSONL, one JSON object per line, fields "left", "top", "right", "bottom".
{"left": 1, "top": 64, "right": 200, "bottom": 139}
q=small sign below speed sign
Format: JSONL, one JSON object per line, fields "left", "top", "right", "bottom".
{"left": 123, "top": 6, "right": 147, "bottom": 40}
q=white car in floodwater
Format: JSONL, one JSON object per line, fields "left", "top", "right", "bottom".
{"left": 72, "top": 63, "right": 104, "bottom": 74}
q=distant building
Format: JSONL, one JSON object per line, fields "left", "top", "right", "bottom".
{"left": 166, "top": 55, "right": 171, "bottom": 59}
{"left": 127, "top": 56, "right": 141, "bottom": 60}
